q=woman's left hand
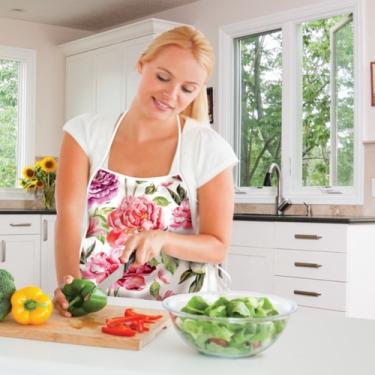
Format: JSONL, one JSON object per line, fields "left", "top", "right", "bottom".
{"left": 120, "top": 230, "right": 168, "bottom": 266}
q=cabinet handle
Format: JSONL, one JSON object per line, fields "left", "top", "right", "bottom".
{"left": 9, "top": 223, "right": 32, "bottom": 227}
{"left": 1, "top": 240, "right": 5, "bottom": 263}
{"left": 293, "top": 290, "right": 321, "bottom": 297}
{"left": 294, "top": 262, "right": 322, "bottom": 268}
{"left": 43, "top": 219, "right": 48, "bottom": 242}
{"left": 294, "top": 234, "right": 322, "bottom": 240}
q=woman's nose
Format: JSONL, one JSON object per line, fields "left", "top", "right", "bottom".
{"left": 162, "top": 83, "right": 178, "bottom": 99}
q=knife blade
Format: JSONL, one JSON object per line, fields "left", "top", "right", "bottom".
{"left": 97, "top": 252, "right": 136, "bottom": 293}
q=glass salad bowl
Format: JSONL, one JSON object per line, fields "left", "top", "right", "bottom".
{"left": 162, "top": 291, "right": 297, "bottom": 358}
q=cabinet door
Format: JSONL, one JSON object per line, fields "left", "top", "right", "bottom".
{"left": 40, "top": 215, "right": 57, "bottom": 296}
{"left": 225, "top": 246, "right": 274, "bottom": 293}
{"left": 95, "top": 44, "right": 126, "bottom": 119}
{"left": 123, "top": 37, "right": 152, "bottom": 106}
{"left": 65, "top": 51, "right": 95, "bottom": 120}
{"left": 0, "top": 234, "right": 40, "bottom": 287}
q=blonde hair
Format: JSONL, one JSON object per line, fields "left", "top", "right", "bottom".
{"left": 139, "top": 25, "right": 214, "bottom": 124}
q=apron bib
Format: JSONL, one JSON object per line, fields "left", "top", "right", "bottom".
{"left": 79, "top": 113, "right": 222, "bottom": 300}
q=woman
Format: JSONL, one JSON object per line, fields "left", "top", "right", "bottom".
{"left": 54, "top": 25, "right": 238, "bottom": 316}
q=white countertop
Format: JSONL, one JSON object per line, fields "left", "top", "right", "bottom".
{"left": 1, "top": 297, "right": 374, "bottom": 375}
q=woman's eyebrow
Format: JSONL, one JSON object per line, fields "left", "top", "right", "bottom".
{"left": 157, "top": 67, "right": 199, "bottom": 86}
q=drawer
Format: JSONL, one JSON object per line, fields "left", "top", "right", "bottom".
{"left": 274, "top": 276, "right": 346, "bottom": 311}
{"left": 0, "top": 215, "right": 40, "bottom": 235}
{"left": 274, "top": 249, "right": 346, "bottom": 281}
{"left": 276, "top": 222, "right": 347, "bottom": 252}
{"left": 232, "top": 221, "right": 275, "bottom": 248}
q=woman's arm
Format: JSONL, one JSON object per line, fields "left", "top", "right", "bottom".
{"left": 121, "top": 167, "right": 235, "bottom": 265}
{"left": 55, "top": 133, "right": 89, "bottom": 284}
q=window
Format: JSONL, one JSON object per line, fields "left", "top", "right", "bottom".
{"left": 0, "top": 46, "right": 35, "bottom": 198}
{"left": 219, "top": 1, "right": 362, "bottom": 204}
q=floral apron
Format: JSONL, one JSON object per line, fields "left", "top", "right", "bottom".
{"left": 79, "top": 113, "right": 222, "bottom": 300}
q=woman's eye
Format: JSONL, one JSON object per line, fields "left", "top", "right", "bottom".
{"left": 182, "top": 86, "right": 194, "bottom": 94}
{"left": 156, "top": 73, "right": 169, "bottom": 82}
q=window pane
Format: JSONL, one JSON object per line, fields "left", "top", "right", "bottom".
{"left": 302, "top": 14, "right": 353, "bottom": 187}
{"left": 235, "top": 30, "right": 282, "bottom": 187}
{"left": 0, "top": 59, "right": 19, "bottom": 188}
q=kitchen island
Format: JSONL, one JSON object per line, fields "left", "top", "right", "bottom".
{"left": 0, "top": 297, "right": 373, "bottom": 375}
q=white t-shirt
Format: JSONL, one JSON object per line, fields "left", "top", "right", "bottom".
{"left": 63, "top": 112, "right": 238, "bottom": 234}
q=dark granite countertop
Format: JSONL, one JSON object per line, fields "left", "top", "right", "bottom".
{"left": 0, "top": 209, "right": 56, "bottom": 215}
{"left": 234, "top": 213, "right": 375, "bottom": 224}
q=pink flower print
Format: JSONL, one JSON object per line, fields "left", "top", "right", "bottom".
{"left": 157, "top": 290, "right": 175, "bottom": 301}
{"left": 87, "top": 217, "right": 106, "bottom": 238}
{"left": 107, "top": 195, "right": 164, "bottom": 248}
{"left": 161, "top": 181, "right": 174, "bottom": 188}
{"left": 88, "top": 169, "right": 119, "bottom": 207}
{"left": 170, "top": 199, "right": 192, "bottom": 229}
{"left": 81, "top": 250, "right": 121, "bottom": 284}
{"left": 157, "top": 269, "right": 171, "bottom": 284}
{"left": 115, "top": 262, "right": 156, "bottom": 291}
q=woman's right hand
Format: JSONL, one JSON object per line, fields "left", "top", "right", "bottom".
{"left": 53, "top": 275, "right": 74, "bottom": 318}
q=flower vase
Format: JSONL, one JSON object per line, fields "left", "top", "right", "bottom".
{"left": 42, "top": 187, "right": 55, "bottom": 210}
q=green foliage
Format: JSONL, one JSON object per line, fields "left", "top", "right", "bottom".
{"left": 0, "top": 59, "right": 19, "bottom": 188}
{"left": 238, "top": 14, "right": 354, "bottom": 188}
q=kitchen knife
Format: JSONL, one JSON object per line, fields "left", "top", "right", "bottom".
{"left": 98, "top": 252, "right": 136, "bottom": 293}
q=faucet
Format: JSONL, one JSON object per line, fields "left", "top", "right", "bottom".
{"left": 263, "top": 162, "right": 292, "bottom": 215}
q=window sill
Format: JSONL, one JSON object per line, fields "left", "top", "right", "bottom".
{"left": 0, "top": 188, "right": 34, "bottom": 201}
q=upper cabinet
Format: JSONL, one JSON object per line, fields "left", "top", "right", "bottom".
{"left": 59, "top": 18, "right": 180, "bottom": 123}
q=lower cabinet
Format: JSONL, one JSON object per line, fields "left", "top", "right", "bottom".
{"left": 226, "top": 246, "right": 273, "bottom": 294}
{"left": 226, "top": 220, "right": 373, "bottom": 314}
{"left": 0, "top": 214, "right": 57, "bottom": 296}
{"left": 40, "top": 215, "right": 57, "bottom": 296}
{"left": 0, "top": 234, "right": 40, "bottom": 287}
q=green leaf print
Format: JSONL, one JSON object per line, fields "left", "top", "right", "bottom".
{"left": 98, "top": 235, "right": 106, "bottom": 245}
{"left": 80, "top": 242, "right": 96, "bottom": 264}
{"left": 135, "top": 180, "right": 146, "bottom": 184}
{"left": 145, "top": 184, "right": 157, "bottom": 195}
{"left": 149, "top": 257, "right": 160, "bottom": 267}
{"left": 189, "top": 273, "right": 205, "bottom": 293}
{"left": 150, "top": 281, "right": 160, "bottom": 298}
{"left": 153, "top": 196, "right": 170, "bottom": 207}
{"left": 176, "top": 184, "right": 186, "bottom": 201}
{"left": 161, "top": 252, "right": 179, "bottom": 275}
{"left": 167, "top": 188, "right": 182, "bottom": 205}
{"left": 178, "top": 269, "right": 194, "bottom": 284}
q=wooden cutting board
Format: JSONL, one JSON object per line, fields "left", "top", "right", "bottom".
{"left": 0, "top": 305, "right": 170, "bottom": 350}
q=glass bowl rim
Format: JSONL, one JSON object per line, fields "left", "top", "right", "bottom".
{"left": 162, "top": 291, "right": 298, "bottom": 323}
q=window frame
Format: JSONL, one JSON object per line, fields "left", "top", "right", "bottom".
{"left": 0, "top": 45, "right": 36, "bottom": 200}
{"left": 218, "top": 0, "right": 363, "bottom": 204}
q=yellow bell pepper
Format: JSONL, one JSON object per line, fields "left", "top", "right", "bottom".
{"left": 11, "top": 286, "right": 53, "bottom": 325}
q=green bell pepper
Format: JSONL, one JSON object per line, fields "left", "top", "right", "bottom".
{"left": 62, "top": 279, "right": 107, "bottom": 317}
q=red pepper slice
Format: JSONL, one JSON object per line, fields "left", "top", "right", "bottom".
{"left": 101, "top": 325, "right": 136, "bottom": 337}
{"left": 124, "top": 308, "right": 162, "bottom": 320}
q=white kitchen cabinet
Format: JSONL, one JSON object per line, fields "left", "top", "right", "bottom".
{"left": 0, "top": 234, "right": 40, "bottom": 287}
{"left": 0, "top": 214, "right": 42, "bottom": 287}
{"left": 40, "top": 215, "right": 57, "bottom": 296}
{"left": 60, "top": 18, "right": 180, "bottom": 122}
{"left": 226, "top": 246, "right": 273, "bottom": 293}
{"left": 229, "top": 219, "right": 375, "bottom": 316}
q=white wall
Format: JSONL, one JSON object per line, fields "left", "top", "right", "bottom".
{"left": 0, "top": 18, "right": 92, "bottom": 157}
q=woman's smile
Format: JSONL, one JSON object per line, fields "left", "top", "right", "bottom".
{"left": 152, "top": 96, "right": 174, "bottom": 111}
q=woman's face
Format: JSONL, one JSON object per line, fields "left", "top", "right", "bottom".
{"left": 136, "top": 44, "right": 208, "bottom": 122}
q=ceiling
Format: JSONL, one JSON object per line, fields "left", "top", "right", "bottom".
{"left": 0, "top": 0, "right": 199, "bottom": 31}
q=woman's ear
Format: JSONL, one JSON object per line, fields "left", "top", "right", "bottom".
{"left": 136, "top": 60, "right": 143, "bottom": 74}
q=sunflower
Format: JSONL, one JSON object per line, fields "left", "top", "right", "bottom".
{"left": 36, "top": 180, "right": 44, "bottom": 188}
{"left": 39, "top": 156, "right": 58, "bottom": 173}
{"left": 22, "top": 167, "right": 35, "bottom": 179}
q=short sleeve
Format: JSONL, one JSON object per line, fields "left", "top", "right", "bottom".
{"left": 193, "top": 125, "right": 238, "bottom": 188}
{"left": 62, "top": 113, "right": 95, "bottom": 156}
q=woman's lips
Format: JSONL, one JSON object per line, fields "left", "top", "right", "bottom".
{"left": 152, "top": 97, "right": 173, "bottom": 111}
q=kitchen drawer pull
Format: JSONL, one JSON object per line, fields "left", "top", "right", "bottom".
{"left": 293, "top": 290, "right": 321, "bottom": 297}
{"left": 294, "top": 234, "right": 322, "bottom": 240}
{"left": 294, "top": 262, "right": 322, "bottom": 268}
{"left": 9, "top": 223, "right": 32, "bottom": 227}
{"left": 1, "top": 240, "right": 5, "bottom": 263}
{"left": 43, "top": 219, "right": 48, "bottom": 242}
